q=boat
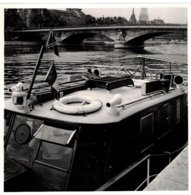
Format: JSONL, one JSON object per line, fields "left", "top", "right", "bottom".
{"left": 4, "top": 31, "right": 188, "bottom": 191}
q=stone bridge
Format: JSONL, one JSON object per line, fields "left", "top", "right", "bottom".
{"left": 11, "top": 25, "right": 187, "bottom": 48}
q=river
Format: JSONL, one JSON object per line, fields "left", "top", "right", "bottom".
{"left": 4, "top": 43, "right": 187, "bottom": 97}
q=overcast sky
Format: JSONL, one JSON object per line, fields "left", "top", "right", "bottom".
{"left": 82, "top": 7, "right": 187, "bottom": 24}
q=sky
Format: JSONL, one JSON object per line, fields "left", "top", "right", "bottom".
{"left": 82, "top": 7, "right": 187, "bottom": 24}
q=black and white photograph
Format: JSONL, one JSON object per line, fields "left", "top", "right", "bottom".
{"left": 2, "top": 2, "right": 189, "bottom": 192}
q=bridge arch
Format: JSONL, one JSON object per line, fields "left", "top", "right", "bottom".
{"left": 125, "top": 32, "right": 170, "bottom": 46}
{"left": 61, "top": 32, "right": 113, "bottom": 44}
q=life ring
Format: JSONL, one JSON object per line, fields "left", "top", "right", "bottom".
{"left": 53, "top": 96, "right": 102, "bottom": 115}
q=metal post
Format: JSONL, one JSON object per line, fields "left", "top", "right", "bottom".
{"left": 27, "top": 45, "right": 45, "bottom": 99}
{"left": 141, "top": 57, "right": 145, "bottom": 80}
{"left": 169, "top": 62, "right": 172, "bottom": 74}
{"left": 146, "top": 157, "right": 150, "bottom": 186}
{"left": 97, "top": 154, "right": 151, "bottom": 191}
{"left": 164, "top": 151, "right": 171, "bottom": 163}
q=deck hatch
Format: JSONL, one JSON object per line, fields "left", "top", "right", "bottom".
{"left": 85, "top": 76, "right": 134, "bottom": 90}
{"left": 142, "top": 79, "right": 170, "bottom": 95}
{"left": 35, "top": 124, "right": 76, "bottom": 145}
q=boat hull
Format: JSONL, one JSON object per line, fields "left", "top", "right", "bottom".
{"left": 4, "top": 91, "right": 187, "bottom": 191}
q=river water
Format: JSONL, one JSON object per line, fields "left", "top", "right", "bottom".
{"left": 4, "top": 43, "right": 187, "bottom": 97}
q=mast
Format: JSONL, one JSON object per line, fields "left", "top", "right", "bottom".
{"left": 26, "top": 29, "right": 58, "bottom": 100}
{"left": 27, "top": 45, "right": 45, "bottom": 99}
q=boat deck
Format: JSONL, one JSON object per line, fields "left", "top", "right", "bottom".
{"left": 144, "top": 146, "right": 188, "bottom": 190}
{"left": 4, "top": 84, "right": 185, "bottom": 125}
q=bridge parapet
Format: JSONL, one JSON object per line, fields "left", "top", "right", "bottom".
{"left": 8, "top": 25, "right": 187, "bottom": 47}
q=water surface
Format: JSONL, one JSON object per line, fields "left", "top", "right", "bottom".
{"left": 4, "top": 43, "right": 187, "bottom": 97}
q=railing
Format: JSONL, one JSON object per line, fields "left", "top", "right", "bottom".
{"left": 97, "top": 143, "right": 187, "bottom": 191}
{"left": 11, "top": 25, "right": 187, "bottom": 33}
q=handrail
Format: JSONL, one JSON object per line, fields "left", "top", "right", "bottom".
{"left": 135, "top": 174, "right": 158, "bottom": 191}
{"left": 167, "top": 142, "right": 188, "bottom": 155}
{"left": 117, "top": 90, "right": 166, "bottom": 108}
{"left": 97, "top": 154, "right": 151, "bottom": 191}
{"left": 136, "top": 143, "right": 188, "bottom": 191}
{"left": 97, "top": 143, "right": 187, "bottom": 191}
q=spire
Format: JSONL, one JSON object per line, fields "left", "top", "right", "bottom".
{"left": 129, "top": 8, "right": 137, "bottom": 24}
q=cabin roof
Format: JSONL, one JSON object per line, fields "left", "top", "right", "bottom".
{"left": 4, "top": 86, "right": 185, "bottom": 125}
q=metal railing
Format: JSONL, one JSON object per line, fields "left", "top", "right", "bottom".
{"left": 97, "top": 143, "right": 187, "bottom": 191}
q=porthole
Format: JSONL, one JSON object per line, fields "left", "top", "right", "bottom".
{"left": 14, "top": 124, "right": 31, "bottom": 145}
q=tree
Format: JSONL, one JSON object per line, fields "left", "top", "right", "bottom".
{"left": 5, "top": 9, "right": 26, "bottom": 30}
{"left": 85, "top": 14, "right": 96, "bottom": 25}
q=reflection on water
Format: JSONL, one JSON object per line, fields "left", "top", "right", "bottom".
{"left": 4, "top": 44, "right": 187, "bottom": 97}
{"left": 4, "top": 44, "right": 151, "bottom": 56}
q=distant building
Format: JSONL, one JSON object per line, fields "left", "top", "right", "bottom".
{"left": 139, "top": 8, "right": 149, "bottom": 24}
{"left": 150, "top": 17, "right": 165, "bottom": 25}
{"left": 129, "top": 8, "right": 137, "bottom": 24}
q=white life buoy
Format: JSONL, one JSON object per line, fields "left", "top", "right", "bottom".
{"left": 53, "top": 96, "right": 102, "bottom": 115}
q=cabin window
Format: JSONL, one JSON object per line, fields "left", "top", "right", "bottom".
{"left": 34, "top": 125, "right": 76, "bottom": 171}
{"left": 5, "top": 115, "right": 43, "bottom": 165}
{"left": 158, "top": 103, "right": 170, "bottom": 129}
{"left": 140, "top": 113, "right": 154, "bottom": 146}
{"left": 34, "top": 124, "right": 76, "bottom": 145}
{"left": 157, "top": 103, "right": 171, "bottom": 137}
{"left": 176, "top": 98, "right": 181, "bottom": 124}
{"left": 36, "top": 141, "right": 73, "bottom": 171}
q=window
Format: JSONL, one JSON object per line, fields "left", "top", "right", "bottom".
{"left": 36, "top": 141, "right": 73, "bottom": 171}
{"left": 34, "top": 124, "right": 76, "bottom": 145}
{"left": 176, "top": 98, "right": 181, "bottom": 124}
{"left": 34, "top": 125, "right": 76, "bottom": 170}
{"left": 140, "top": 113, "right": 154, "bottom": 146}
{"left": 158, "top": 103, "right": 170, "bottom": 129}
{"left": 5, "top": 115, "right": 43, "bottom": 165}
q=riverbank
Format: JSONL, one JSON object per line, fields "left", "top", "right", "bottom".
{"left": 5, "top": 40, "right": 187, "bottom": 47}
{"left": 5, "top": 41, "right": 41, "bottom": 46}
